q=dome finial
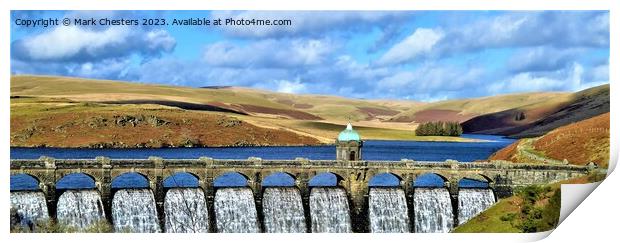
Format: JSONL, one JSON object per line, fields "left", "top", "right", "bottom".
{"left": 338, "top": 121, "right": 360, "bottom": 141}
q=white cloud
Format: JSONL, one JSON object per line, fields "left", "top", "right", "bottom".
{"left": 507, "top": 47, "right": 582, "bottom": 73}
{"left": 13, "top": 25, "right": 175, "bottom": 62}
{"left": 488, "top": 63, "right": 587, "bottom": 94}
{"left": 274, "top": 79, "right": 307, "bottom": 94}
{"left": 20, "top": 26, "right": 129, "bottom": 61}
{"left": 377, "top": 28, "right": 444, "bottom": 65}
{"left": 376, "top": 62, "right": 486, "bottom": 99}
{"left": 203, "top": 38, "right": 334, "bottom": 68}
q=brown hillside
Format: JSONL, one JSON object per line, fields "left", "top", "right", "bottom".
{"left": 10, "top": 101, "right": 321, "bottom": 148}
{"left": 533, "top": 112, "right": 609, "bottom": 167}
{"left": 489, "top": 113, "right": 609, "bottom": 167}
{"left": 488, "top": 140, "right": 520, "bottom": 161}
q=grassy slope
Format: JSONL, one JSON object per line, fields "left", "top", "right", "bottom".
{"left": 454, "top": 175, "right": 604, "bottom": 233}
{"left": 489, "top": 112, "right": 610, "bottom": 167}
{"left": 390, "top": 92, "right": 569, "bottom": 123}
{"left": 462, "top": 84, "right": 609, "bottom": 137}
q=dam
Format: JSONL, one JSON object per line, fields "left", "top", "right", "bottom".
{"left": 9, "top": 156, "right": 593, "bottom": 232}
{"left": 9, "top": 124, "right": 596, "bottom": 232}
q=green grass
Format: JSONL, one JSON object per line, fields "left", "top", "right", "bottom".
{"left": 452, "top": 197, "right": 523, "bottom": 233}
{"left": 454, "top": 174, "right": 606, "bottom": 233}
{"left": 11, "top": 219, "right": 114, "bottom": 233}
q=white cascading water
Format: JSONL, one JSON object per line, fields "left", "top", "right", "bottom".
{"left": 309, "top": 187, "right": 352, "bottom": 233}
{"left": 368, "top": 187, "right": 410, "bottom": 233}
{"left": 214, "top": 187, "right": 259, "bottom": 233}
{"left": 458, "top": 188, "right": 496, "bottom": 225}
{"left": 262, "top": 187, "right": 306, "bottom": 233}
{"left": 414, "top": 188, "right": 454, "bottom": 233}
{"left": 164, "top": 188, "right": 209, "bottom": 233}
{"left": 112, "top": 189, "right": 161, "bottom": 233}
{"left": 10, "top": 191, "right": 49, "bottom": 227}
{"left": 56, "top": 190, "right": 106, "bottom": 231}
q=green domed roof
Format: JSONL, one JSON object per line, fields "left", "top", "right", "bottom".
{"left": 337, "top": 123, "right": 361, "bottom": 141}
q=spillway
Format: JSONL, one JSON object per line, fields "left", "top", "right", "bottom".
{"left": 262, "top": 187, "right": 307, "bottom": 233}
{"left": 164, "top": 188, "right": 209, "bottom": 233}
{"left": 413, "top": 188, "right": 454, "bottom": 233}
{"left": 368, "top": 187, "right": 409, "bottom": 233}
{"left": 214, "top": 187, "right": 259, "bottom": 233}
{"left": 56, "top": 190, "right": 106, "bottom": 231}
{"left": 112, "top": 189, "right": 161, "bottom": 233}
{"left": 10, "top": 191, "right": 49, "bottom": 228}
{"left": 458, "top": 188, "right": 496, "bottom": 225}
{"left": 309, "top": 187, "right": 352, "bottom": 233}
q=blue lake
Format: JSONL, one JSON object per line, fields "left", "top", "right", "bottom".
{"left": 10, "top": 134, "right": 514, "bottom": 190}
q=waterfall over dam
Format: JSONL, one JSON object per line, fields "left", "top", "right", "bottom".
{"left": 164, "top": 188, "right": 209, "bottom": 233}
{"left": 262, "top": 187, "right": 306, "bottom": 233}
{"left": 368, "top": 187, "right": 409, "bottom": 233}
{"left": 214, "top": 187, "right": 260, "bottom": 233}
{"left": 458, "top": 188, "right": 496, "bottom": 225}
{"left": 8, "top": 186, "right": 507, "bottom": 233}
{"left": 310, "top": 187, "right": 352, "bottom": 233}
{"left": 57, "top": 190, "right": 106, "bottom": 231}
{"left": 112, "top": 189, "right": 161, "bottom": 233}
{"left": 413, "top": 188, "right": 454, "bottom": 233}
{"left": 10, "top": 191, "right": 49, "bottom": 228}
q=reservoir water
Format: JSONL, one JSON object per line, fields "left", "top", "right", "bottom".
{"left": 10, "top": 135, "right": 513, "bottom": 161}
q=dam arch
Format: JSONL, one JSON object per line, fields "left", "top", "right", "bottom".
{"left": 56, "top": 172, "right": 97, "bottom": 190}
{"left": 163, "top": 172, "right": 200, "bottom": 188}
{"left": 111, "top": 172, "right": 150, "bottom": 189}
{"left": 262, "top": 172, "right": 297, "bottom": 187}
{"left": 368, "top": 172, "right": 402, "bottom": 187}
{"left": 10, "top": 173, "right": 41, "bottom": 191}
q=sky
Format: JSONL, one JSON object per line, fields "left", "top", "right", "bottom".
{"left": 10, "top": 10, "right": 609, "bottom": 101}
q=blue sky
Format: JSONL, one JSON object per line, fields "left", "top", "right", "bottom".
{"left": 10, "top": 10, "right": 609, "bottom": 101}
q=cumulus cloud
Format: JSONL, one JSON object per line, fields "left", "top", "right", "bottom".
{"left": 203, "top": 38, "right": 334, "bottom": 68}
{"left": 252, "top": 78, "right": 307, "bottom": 94}
{"left": 377, "top": 62, "right": 486, "bottom": 99}
{"left": 507, "top": 47, "right": 582, "bottom": 73}
{"left": 441, "top": 11, "right": 609, "bottom": 52}
{"left": 377, "top": 11, "right": 609, "bottom": 65}
{"left": 488, "top": 63, "right": 587, "bottom": 94}
{"left": 376, "top": 28, "right": 444, "bottom": 66}
{"left": 12, "top": 26, "right": 175, "bottom": 62}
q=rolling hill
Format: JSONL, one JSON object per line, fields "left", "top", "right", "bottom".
{"left": 388, "top": 92, "right": 570, "bottom": 123}
{"left": 461, "top": 84, "right": 609, "bottom": 138}
{"left": 10, "top": 75, "right": 609, "bottom": 148}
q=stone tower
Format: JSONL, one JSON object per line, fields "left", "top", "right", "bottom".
{"left": 336, "top": 123, "right": 363, "bottom": 161}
